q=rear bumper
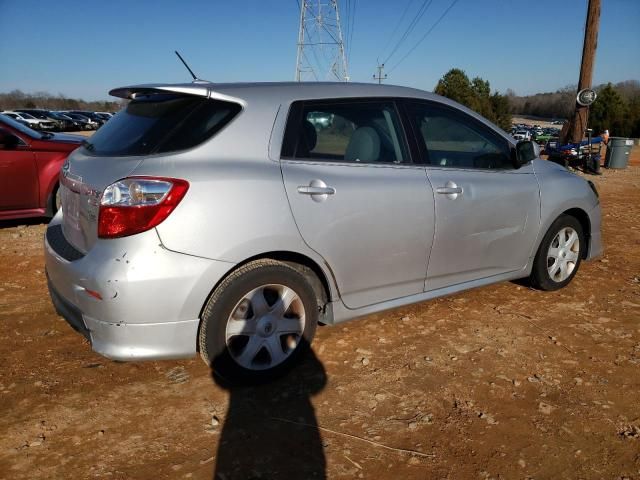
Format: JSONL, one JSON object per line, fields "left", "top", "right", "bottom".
{"left": 48, "top": 275, "right": 201, "bottom": 360}
{"left": 44, "top": 214, "right": 235, "bottom": 361}
{"left": 47, "top": 274, "right": 90, "bottom": 340}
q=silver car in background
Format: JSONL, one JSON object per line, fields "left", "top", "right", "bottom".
{"left": 44, "top": 82, "right": 602, "bottom": 381}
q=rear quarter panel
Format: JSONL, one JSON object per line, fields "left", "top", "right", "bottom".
{"left": 141, "top": 98, "right": 322, "bottom": 270}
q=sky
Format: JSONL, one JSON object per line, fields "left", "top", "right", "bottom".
{"left": 0, "top": 0, "right": 638, "bottom": 101}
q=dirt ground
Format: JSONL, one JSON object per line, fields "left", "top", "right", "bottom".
{"left": 1, "top": 150, "right": 639, "bottom": 480}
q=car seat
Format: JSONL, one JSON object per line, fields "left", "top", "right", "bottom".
{"left": 344, "top": 126, "right": 381, "bottom": 163}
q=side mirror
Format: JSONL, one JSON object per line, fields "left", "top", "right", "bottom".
{"left": 511, "top": 140, "right": 537, "bottom": 169}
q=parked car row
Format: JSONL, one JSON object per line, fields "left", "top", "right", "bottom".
{"left": 511, "top": 123, "right": 560, "bottom": 145}
{"left": 0, "top": 109, "right": 115, "bottom": 132}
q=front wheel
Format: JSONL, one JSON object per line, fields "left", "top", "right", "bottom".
{"left": 530, "top": 215, "right": 584, "bottom": 291}
{"left": 199, "top": 260, "right": 318, "bottom": 383}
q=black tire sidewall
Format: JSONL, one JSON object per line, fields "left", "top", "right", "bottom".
{"left": 533, "top": 215, "right": 584, "bottom": 291}
{"left": 200, "top": 262, "right": 318, "bottom": 384}
{"left": 46, "top": 184, "right": 60, "bottom": 218}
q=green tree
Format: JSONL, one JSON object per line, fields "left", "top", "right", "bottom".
{"left": 434, "top": 68, "right": 476, "bottom": 107}
{"left": 589, "top": 83, "right": 630, "bottom": 137}
{"left": 434, "top": 68, "right": 512, "bottom": 132}
{"left": 490, "top": 93, "right": 512, "bottom": 132}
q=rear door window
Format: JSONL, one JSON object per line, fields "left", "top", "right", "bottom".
{"left": 283, "top": 100, "right": 409, "bottom": 164}
{"left": 83, "top": 94, "right": 241, "bottom": 156}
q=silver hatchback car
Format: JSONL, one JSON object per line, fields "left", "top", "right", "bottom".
{"left": 45, "top": 82, "right": 602, "bottom": 380}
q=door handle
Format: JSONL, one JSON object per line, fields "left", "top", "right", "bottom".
{"left": 297, "top": 179, "right": 335, "bottom": 203}
{"left": 297, "top": 186, "right": 336, "bottom": 195}
{"left": 436, "top": 181, "right": 463, "bottom": 199}
{"left": 436, "top": 187, "right": 463, "bottom": 194}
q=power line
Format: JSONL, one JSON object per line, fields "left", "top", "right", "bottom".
{"left": 346, "top": 0, "right": 357, "bottom": 64}
{"left": 380, "top": 0, "right": 415, "bottom": 60}
{"left": 343, "top": 0, "right": 350, "bottom": 56}
{"left": 373, "top": 63, "right": 387, "bottom": 84}
{"left": 387, "top": 0, "right": 461, "bottom": 74}
{"left": 383, "top": 0, "right": 434, "bottom": 64}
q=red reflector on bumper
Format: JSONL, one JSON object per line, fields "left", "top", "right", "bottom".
{"left": 84, "top": 288, "right": 103, "bottom": 300}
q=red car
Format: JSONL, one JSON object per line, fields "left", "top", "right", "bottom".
{"left": 0, "top": 114, "right": 83, "bottom": 220}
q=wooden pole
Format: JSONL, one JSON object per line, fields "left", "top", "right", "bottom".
{"left": 564, "top": 0, "right": 601, "bottom": 144}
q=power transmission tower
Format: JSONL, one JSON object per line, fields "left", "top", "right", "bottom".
{"left": 295, "top": 0, "right": 349, "bottom": 82}
{"left": 563, "top": 0, "right": 601, "bottom": 144}
{"left": 373, "top": 62, "right": 387, "bottom": 84}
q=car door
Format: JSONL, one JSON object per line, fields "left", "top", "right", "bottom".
{"left": 280, "top": 99, "right": 434, "bottom": 309}
{"left": 0, "top": 129, "right": 38, "bottom": 211}
{"left": 404, "top": 100, "right": 540, "bottom": 291}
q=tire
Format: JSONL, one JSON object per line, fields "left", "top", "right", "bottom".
{"left": 199, "top": 259, "right": 318, "bottom": 383}
{"left": 530, "top": 214, "right": 584, "bottom": 291}
{"left": 46, "top": 184, "right": 61, "bottom": 218}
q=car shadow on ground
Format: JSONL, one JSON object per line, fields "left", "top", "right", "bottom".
{"left": 210, "top": 347, "right": 327, "bottom": 480}
{"left": 0, "top": 217, "right": 49, "bottom": 229}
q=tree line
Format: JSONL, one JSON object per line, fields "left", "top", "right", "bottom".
{"left": 434, "top": 68, "right": 512, "bottom": 132}
{"left": 507, "top": 80, "right": 640, "bottom": 138}
{"left": 434, "top": 70, "right": 640, "bottom": 139}
{"left": 0, "top": 90, "right": 122, "bottom": 112}
{"left": 3, "top": 76, "right": 640, "bottom": 138}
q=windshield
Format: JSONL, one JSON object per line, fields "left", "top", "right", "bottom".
{"left": 66, "top": 113, "right": 87, "bottom": 121}
{"left": 83, "top": 94, "right": 241, "bottom": 156}
{"left": 0, "top": 114, "right": 42, "bottom": 138}
{"left": 20, "top": 113, "right": 36, "bottom": 119}
{"left": 72, "top": 111, "right": 97, "bottom": 120}
{"left": 20, "top": 110, "right": 48, "bottom": 119}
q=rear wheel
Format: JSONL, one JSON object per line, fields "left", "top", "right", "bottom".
{"left": 199, "top": 260, "right": 318, "bottom": 383}
{"left": 530, "top": 215, "right": 584, "bottom": 291}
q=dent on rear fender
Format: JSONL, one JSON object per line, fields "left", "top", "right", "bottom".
{"left": 72, "top": 236, "right": 231, "bottom": 325}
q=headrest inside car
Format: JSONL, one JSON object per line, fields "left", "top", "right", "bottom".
{"left": 345, "top": 126, "right": 381, "bottom": 162}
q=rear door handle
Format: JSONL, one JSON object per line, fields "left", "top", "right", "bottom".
{"left": 436, "top": 187, "right": 463, "bottom": 194}
{"left": 297, "top": 186, "right": 336, "bottom": 195}
{"left": 436, "top": 181, "right": 463, "bottom": 199}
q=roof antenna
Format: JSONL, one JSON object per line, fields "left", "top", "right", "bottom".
{"left": 174, "top": 50, "right": 206, "bottom": 83}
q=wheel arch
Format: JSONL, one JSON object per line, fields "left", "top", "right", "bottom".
{"left": 562, "top": 207, "right": 591, "bottom": 259}
{"left": 241, "top": 250, "right": 334, "bottom": 307}
{"left": 197, "top": 250, "right": 337, "bottom": 343}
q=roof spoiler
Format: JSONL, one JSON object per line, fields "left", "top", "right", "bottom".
{"left": 108, "top": 84, "right": 246, "bottom": 106}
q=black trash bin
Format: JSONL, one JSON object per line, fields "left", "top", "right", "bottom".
{"left": 604, "top": 137, "right": 633, "bottom": 169}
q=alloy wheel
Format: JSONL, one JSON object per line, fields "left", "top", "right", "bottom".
{"left": 546, "top": 227, "right": 580, "bottom": 282}
{"left": 225, "top": 284, "right": 306, "bottom": 371}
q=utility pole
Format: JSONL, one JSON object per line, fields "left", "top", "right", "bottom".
{"left": 295, "top": 0, "right": 349, "bottom": 82}
{"left": 563, "top": 0, "right": 601, "bottom": 144}
{"left": 373, "top": 63, "right": 387, "bottom": 84}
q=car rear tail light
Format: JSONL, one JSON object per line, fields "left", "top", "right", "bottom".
{"left": 98, "top": 177, "right": 189, "bottom": 238}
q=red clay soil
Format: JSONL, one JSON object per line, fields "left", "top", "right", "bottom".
{"left": 0, "top": 149, "right": 639, "bottom": 479}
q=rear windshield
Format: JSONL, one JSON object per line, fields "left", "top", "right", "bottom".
{"left": 83, "top": 94, "right": 241, "bottom": 156}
